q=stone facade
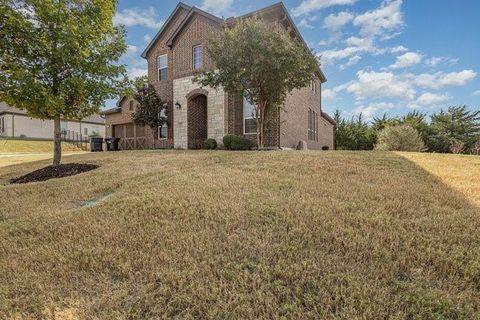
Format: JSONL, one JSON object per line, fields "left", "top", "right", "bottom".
{"left": 173, "top": 76, "right": 225, "bottom": 149}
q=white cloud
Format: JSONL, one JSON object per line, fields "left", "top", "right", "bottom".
{"left": 143, "top": 34, "right": 152, "bottom": 43}
{"left": 390, "top": 52, "right": 423, "bottom": 69}
{"left": 200, "top": 0, "right": 233, "bottom": 16}
{"left": 412, "top": 70, "right": 477, "bottom": 89}
{"left": 340, "top": 55, "right": 361, "bottom": 70}
{"left": 299, "top": 16, "right": 319, "bottom": 28}
{"left": 292, "top": 0, "right": 358, "bottom": 17}
{"left": 353, "top": 0, "right": 404, "bottom": 38}
{"left": 474, "top": 90, "right": 480, "bottom": 96}
{"left": 335, "top": 69, "right": 476, "bottom": 103}
{"left": 391, "top": 45, "right": 408, "bottom": 53}
{"left": 354, "top": 102, "right": 394, "bottom": 118}
{"left": 415, "top": 92, "right": 449, "bottom": 106}
{"left": 323, "top": 11, "right": 354, "bottom": 31}
{"left": 114, "top": 7, "right": 164, "bottom": 29}
{"left": 126, "top": 45, "right": 138, "bottom": 56}
{"left": 128, "top": 68, "right": 148, "bottom": 80}
{"left": 323, "top": 89, "right": 336, "bottom": 101}
{"left": 346, "top": 70, "right": 416, "bottom": 100}
{"left": 425, "top": 56, "right": 459, "bottom": 67}
{"left": 320, "top": 37, "right": 383, "bottom": 65}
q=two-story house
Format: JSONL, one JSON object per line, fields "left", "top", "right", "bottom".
{"left": 104, "top": 2, "right": 335, "bottom": 150}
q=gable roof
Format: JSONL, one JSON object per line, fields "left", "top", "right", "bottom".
{"left": 140, "top": 2, "right": 192, "bottom": 59}
{"left": 141, "top": 2, "right": 326, "bottom": 82}
{"left": 166, "top": 7, "right": 224, "bottom": 47}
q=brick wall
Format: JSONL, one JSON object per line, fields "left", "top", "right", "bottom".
{"left": 280, "top": 78, "right": 334, "bottom": 150}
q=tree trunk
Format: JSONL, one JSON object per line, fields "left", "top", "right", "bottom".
{"left": 53, "top": 118, "right": 62, "bottom": 166}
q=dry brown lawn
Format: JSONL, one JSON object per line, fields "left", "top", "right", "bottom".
{"left": 0, "top": 150, "right": 479, "bottom": 319}
{"left": 0, "top": 140, "right": 83, "bottom": 153}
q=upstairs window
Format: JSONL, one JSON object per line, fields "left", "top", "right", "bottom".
{"left": 193, "top": 46, "right": 202, "bottom": 69}
{"left": 129, "top": 100, "right": 134, "bottom": 111}
{"left": 158, "top": 54, "right": 168, "bottom": 80}
{"left": 244, "top": 98, "right": 257, "bottom": 134}
{"left": 310, "top": 79, "right": 316, "bottom": 94}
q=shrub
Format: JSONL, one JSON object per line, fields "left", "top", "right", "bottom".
{"left": 449, "top": 140, "right": 465, "bottom": 154}
{"left": 472, "top": 140, "right": 480, "bottom": 155}
{"left": 223, "top": 134, "right": 236, "bottom": 150}
{"left": 204, "top": 138, "right": 218, "bottom": 150}
{"left": 375, "top": 125, "right": 425, "bottom": 152}
{"left": 322, "top": 146, "right": 329, "bottom": 151}
{"left": 230, "top": 136, "right": 254, "bottom": 150}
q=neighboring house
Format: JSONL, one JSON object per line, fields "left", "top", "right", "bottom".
{"left": 104, "top": 2, "right": 335, "bottom": 150}
{"left": 0, "top": 102, "right": 105, "bottom": 140}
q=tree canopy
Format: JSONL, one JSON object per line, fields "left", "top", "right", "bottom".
{"left": 0, "top": 0, "right": 127, "bottom": 165}
{"left": 131, "top": 77, "right": 167, "bottom": 143}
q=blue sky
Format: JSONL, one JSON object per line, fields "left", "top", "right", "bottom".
{"left": 112, "top": 0, "right": 480, "bottom": 119}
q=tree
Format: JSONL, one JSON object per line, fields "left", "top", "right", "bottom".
{"left": 194, "top": 18, "right": 319, "bottom": 149}
{"left": 427, "top": 106, "right": 480, "bottom": 152}
{"left": 334, "top": 110, "right": 375, "bottom": 150}
{"left": 130, "top": 77, "right": 167, "bottom": 146}
{"left": 375, "top": 125, "right": 425, "bottom": 152}
{"left": 0, "top": 0, "right": 127, "bottom": 165}
{"left": 372, "top": 113, "right": 398, "bottom": 132}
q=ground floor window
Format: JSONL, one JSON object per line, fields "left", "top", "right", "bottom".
{"left": 308, "top": 109, "right": 318, "bottom": 141}
{"left": 244, "top": 98, "right": 257, "bottom": 134}
{"left": 158, "top": 109, "right": 168, "bottom": 139}
{"left": 0, "top": 117, "right": 5, "bottom": 134}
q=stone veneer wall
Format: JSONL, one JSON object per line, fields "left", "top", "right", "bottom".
{"left": 173, "top": 76, "right": 226, "bottom": 149}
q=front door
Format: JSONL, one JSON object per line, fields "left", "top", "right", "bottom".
{"left": 187, "top": 94, "right": 208, "bottom": 149}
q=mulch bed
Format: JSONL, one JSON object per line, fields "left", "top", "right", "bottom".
{"left": 10, "top": 163, "right": 99, "bottom": 184}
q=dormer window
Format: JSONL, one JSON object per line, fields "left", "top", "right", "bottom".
{"left": 158, "top": 54, "right": 168, "bottom": 80}
{"left": 129, "top": 100, "right": 134, "bottom": 111}
{"left": 193, "top": 46, "right": 202, "bottom": 70}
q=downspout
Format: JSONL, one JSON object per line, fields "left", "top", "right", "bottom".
{"left": 11, "top": 114, "right": 14, "bottom": 138}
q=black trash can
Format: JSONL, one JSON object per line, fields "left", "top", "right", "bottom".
{"left": 105, "top": 138, "right": 120, "bottom": 151}
{"left": 90, "top": 137, "right": 103, "bottom": 152}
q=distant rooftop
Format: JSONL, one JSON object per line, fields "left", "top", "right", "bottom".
{"left": 0, "top": 102, "right": 105, "bottom": 124}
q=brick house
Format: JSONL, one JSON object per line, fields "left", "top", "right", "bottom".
{"left": 104, "top": 2, "right": 335, "bottom": 150}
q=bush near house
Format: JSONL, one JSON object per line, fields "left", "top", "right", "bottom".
{"left": 223, "top": 134, "right": 254, "bottom": 151}
{"left": 375, "top": 125, "right": 425, "bottom": 152}
{"left": 204, "top": 138, "right": 218, "bottom": 150}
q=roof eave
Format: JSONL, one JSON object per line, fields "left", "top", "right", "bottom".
{"left": 166, "top": 7, "right": 224, "bottom": 47}
{"left": 140, "top": 2, "right": 192, "bottom": 59}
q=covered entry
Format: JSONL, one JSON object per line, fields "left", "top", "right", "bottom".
{"left": 187, "top": 94, "right": 207, "bottom": 149}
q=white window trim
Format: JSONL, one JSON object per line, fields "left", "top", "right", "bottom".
{"left": 0, "top": 117, "right": 5, "bottom": 134}
{"left": 193, "top": 45, "right": 202, "bottom": 70}
{"left": 158, "top": 54, "right": 168, "bottom": 81}
{"left": 157, "top": 109, "right": 168, "bottom": 140}
{"left": 243, "top": 98, "right": 257, "bottom": 135}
